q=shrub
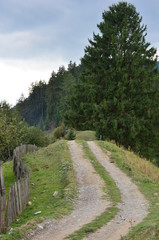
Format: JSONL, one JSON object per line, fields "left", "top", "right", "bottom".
{"left": 52, "top": 123, "right": 66, "bottom": 140}
{"left": 65, "top": 128, "right": 76, "bottom": 140}
{"left": 25, "top": 126, "right": 49, "bottom": 147}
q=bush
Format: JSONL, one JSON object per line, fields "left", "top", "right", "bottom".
{"left": 25, "top": 126, "right": 49, "bottom": 147}
{"left": 65, "top": 128, "right": 76, "bottom": 140}
{"left": 52, "top": 124, "right": 66, "bottom": 140}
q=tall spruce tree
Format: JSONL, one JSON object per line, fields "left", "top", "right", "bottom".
{"left": 66, "top": 2, "right": 159, "bottom": 159}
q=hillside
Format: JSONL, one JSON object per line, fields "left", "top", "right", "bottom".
{"left": 1, "top": 133, "right": 159, "bottom": 240}
{"left": 16, "top": 62, "right": 81, "bottom": 130}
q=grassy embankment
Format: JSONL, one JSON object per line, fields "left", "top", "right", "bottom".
{"left": 1, "top": 140, "right": 76, "bottom": 240}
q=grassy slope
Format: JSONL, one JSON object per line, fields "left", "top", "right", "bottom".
{"left": 98, "top": 141, "right": 159, "bottom": 240}
{"left": 1, "top": 140, "right": 76, "bottom": 240}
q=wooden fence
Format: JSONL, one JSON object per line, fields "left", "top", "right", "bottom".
{"left": 13, "top": 144, "right": 38, "bottom": 179}
{"left": 0, "top": 164, "right": 6, "bottom": 232}
{"left": 6, "top": 174, "right": 30, "bottom": 227}
{"left": 0, "top": 144, "right": 38, "bottom": 232}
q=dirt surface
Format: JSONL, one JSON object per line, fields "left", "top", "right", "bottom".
{"left": 24, "top": 141, "right": 149, "bottom": 240}
{"left": 25, "top": 141, "right": 110, "bottom": 240}
{"left": 83, "top": 141, "right": 149, "bottom": 240}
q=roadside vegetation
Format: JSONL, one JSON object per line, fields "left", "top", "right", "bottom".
{"left": 0, "top": 101, "right": 49, "bottom": 162}
{"left": 0, "top": 140, "right": 76, "bottom": 240}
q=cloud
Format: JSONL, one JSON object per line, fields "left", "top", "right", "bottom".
{"left": 0, "top": 56, "right": 68, "bottom": 106}
{"left": 0, "top": 31, "right": 36, "bottom": 58}
{"left": 0, "top": 27, "right": 69, "bottom": 59}
{"left": 0, "top": 0, "right": 109, "bottom": 61}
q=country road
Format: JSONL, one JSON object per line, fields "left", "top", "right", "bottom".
{"left": 25, "top": 141, "right": 148, "bottom": 240}
{"left": 26, "top": 141, "right": 110, "bottom": 240}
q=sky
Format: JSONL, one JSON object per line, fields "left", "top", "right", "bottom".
{"left": 0, "top": 0, "right": 159, "bottom": 106}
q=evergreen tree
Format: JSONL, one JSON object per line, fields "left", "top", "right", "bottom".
{"left": 66, "top": 2, "right": 159, "bottom": 159}
{"left": 16, "top": 61, "right": 81, "bottom": 130}
{"left": 46, "top": 66, "right": 66, "bottom": 127}
{"left": 46, "top": 63, "right": 80, "bottom": 128}
{"left": 16, "top": 81, "right": 47, "bottom": 129}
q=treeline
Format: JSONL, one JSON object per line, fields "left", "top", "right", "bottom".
{"left": 16, "top": 61, "right": 81, "bottom": 130}
{"left": 16, "top": 2, "right": 159, "bottom": 164}
{"left": 0, "top": 102, "right": 49, "bottom": 161}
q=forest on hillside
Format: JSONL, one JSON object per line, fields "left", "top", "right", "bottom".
{"left": 16, "top": 61, "right": 81, "bottom": 130}
{"left": 1, "top": 2, "right": 159, "bottom": 164}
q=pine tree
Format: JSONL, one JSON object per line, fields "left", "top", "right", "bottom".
{"left": 66, "top": 2, "right": 159, "bottom": 159}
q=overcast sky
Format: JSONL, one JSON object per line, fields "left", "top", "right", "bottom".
{"left": 0, "top": 0, "right": 159, "bottom": 106}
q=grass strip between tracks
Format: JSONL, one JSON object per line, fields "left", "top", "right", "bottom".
{"left": 67, "top": 140, "right": 121, "bottom": 240}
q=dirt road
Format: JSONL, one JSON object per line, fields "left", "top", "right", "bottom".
{"left": 84, "top": 141, "right": 149, "bottom": 240}
{"left": 27, "top": 141, "right": 110, "bottom": 240}
{"left": 25, "top": 140, "right": 149, "bottom": 240}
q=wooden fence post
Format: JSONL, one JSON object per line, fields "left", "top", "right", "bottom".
{"left": 0, "top": 162, "right": 6, "bottom": 232}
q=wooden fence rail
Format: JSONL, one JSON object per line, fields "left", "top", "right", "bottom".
{"left": 0, "top": 144, "right": 38, "bottom": 232}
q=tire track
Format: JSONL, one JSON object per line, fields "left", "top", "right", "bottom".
{"left": 26, "top": 141, "right": 110, "bottom": 240}
{"left": 84, "top": 141, "right": 149, "bottom": 240}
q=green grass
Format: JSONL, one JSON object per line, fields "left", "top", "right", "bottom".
{"left": 3, "top": 161, "right": 16, "bottom": 199}
{"left": 1, "top": 140, "right": 76, "bottom": 240}
{"left": 97, "top": 141, "right": 159, "bottom": 240}
{"left": 76, "top": 131, "right": 96, "bottom": 141}
{"left": 67, "top": 140, "right": 121, "bottom": 240}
